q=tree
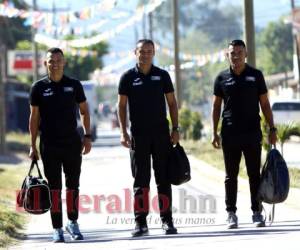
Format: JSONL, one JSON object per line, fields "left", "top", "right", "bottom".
{"left": 257, "top": 19, "right": 293, "bottom": 77}
{"left": 276, "top": 123, "right": 300, "bottom": 156}
{"left": 63, "top": 35, "right": 109, "bottom": 80}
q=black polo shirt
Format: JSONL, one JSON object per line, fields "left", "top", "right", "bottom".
{"left": 213, "top": 64, "right": 267, "bottom": 142}
{"left": 118, "top": 65, "right": 174, "bottom": 136}
{"left": 30, "top": 75, "right": 86, "bottom": 145}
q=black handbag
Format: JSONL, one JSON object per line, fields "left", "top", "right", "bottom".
{"left": 17, "top": 160, "right": 51, "bottom": 214}
{"left": 167, "top": 143, "right": 191, "bottom": 185}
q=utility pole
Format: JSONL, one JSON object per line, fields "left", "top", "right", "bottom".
{"left": 142, "top": 8, "right": 147, "bottom": 38}
{"left": 32, "top": 0, "right": 39, "bottom": 82}
{"left": 0, "top": 15, "right": 7, "bottom": 154}
{"left": 0, "top": 43, "right": 6, "bottom": 154}
{"left": 148, "top": 12, "right": 153, "bottom": 41}
{"left": 291, "top": 0, "right": 300, "bottom": 90}
{"left": 243, "top": 0, "right": 256, "bottom": 67}
{"left": 172, "top": 0, "right": 182, "bottom": 108}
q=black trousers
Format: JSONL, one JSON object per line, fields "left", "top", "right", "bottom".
{"left": 40, "top": 136, "right": 82, "bottom": 229}
{"left": 130, "top": 134, "right": 173, "bottom": 225}
{"left": 222, "top": 140, "right": 262, "bottom": 213}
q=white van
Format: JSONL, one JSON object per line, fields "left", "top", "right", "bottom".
{"left": 271, "top": 100, "right": 300, "bottom": 125}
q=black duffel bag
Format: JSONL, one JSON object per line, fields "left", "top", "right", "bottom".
{"left": 167, "top": 143, "right": 191, "bottom": 185}
{"left": 17, "top": 160, "right": 51, "bottom": 214}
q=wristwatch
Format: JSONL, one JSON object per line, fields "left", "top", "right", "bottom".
{"left": 84, "top": 134, "right": 92, "bottom": 139}
{"left": 172, "top": 126, "right": 180, "bottom": 132}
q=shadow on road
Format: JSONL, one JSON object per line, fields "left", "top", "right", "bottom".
{"left": 22, "top": 221, "right": 300, "bottom": 244}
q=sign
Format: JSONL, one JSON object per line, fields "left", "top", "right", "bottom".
{"left": 8, "top": 50, "right": 46, "bottom": 76}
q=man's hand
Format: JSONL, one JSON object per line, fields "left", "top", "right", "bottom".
{"left": 211, "top": 133, "right": 221, "bottom": 149}
{"left": 171, "top": 131, "right": 180, "bottom": 145}
{"left": 82, "top": 138, "right": 92, "bottom": 154}
{"left": 29, "top": 146, "right": 39, "bottom": 160}
{"left": 269, "top": 130, "right": 277, "bottom": 145}
{"left": 120, "top": 131, "right": 131, "bottom": 148}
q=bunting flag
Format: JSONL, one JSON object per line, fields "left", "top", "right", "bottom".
{"left": 34, "top": 0, "right": 167, "bottom": 48}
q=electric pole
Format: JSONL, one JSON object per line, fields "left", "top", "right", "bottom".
{"left": 149, "top": 12, "right": 153, "bottom": 41}
{"left": 0, "top": 15, "right": 7, "bottom": 154}
{"left": 0, "top": 43, "right": 6, "bottom": 154}
{"left": 172, "top": 0, "right": 182, "bottom": 108}
{"left": 291, "top": 0, "right": 300, "bottom": 87}
{"left": 32, "top": 0, "right": 39, "bottom": 82}
{"left": 244, "top": 0, "right": 256, "bottom": 67}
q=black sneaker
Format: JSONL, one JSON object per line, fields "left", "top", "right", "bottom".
{"left": 227, "top": 212, "right": 238, "bottom": 229}
{"left": 131, "top": 223, "right": 149, "bottom": 237}
{"left": 162, "top": 221, "right": 177, "bottom": 235}
{"left": 252, "top": 211, "right": 265, "bottom": 227}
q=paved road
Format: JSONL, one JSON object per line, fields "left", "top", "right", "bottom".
{"left": 9, "top": 125, "right": 300, "bottom": 250}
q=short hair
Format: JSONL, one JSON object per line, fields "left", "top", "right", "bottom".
{"left": 47, "top": 47, "right": 64, "bottom": 56}
{"left": 229, "top": 39, "right": 246, "bottom": 48}
{"left": 136, "top": 39, "right": 155, "bottom": 49}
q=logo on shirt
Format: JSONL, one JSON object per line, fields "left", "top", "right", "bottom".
{"left": 225, "top": 80, "right": 235, "bottom": 86}
{"left": 64, "top": 87, "right": 74, "bottom": 92}
{"left": 151, "top": 75, "right": 161, "bottom": 81}
{"left": 245, "top": 76, "right": 256, "bottom": 82}
{"left": 132, "top": 78, "right": 143, "bottom": 86}
{"left": 43, "top": 88, "right": 53, "bottom": 96}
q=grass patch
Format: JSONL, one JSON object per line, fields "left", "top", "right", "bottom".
{"left": 182, "top": 139, "right": 300, "bottom": 189}
{"left": 0, "top": 166, "right": 28, "bottom": 248}
{"left": 6, "top": 132, "right": 31, "bottom": 152}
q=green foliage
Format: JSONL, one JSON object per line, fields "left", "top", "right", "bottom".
{"left": 0, "top": 1, "right": 31, "bottom": 49}
{"left": 179, "top": 105, "right": 203, "bottom": 140}
{"left": 15, "top": 40, "right": 47, "bottom": 51}
{"left": 153, "top": 0, "right": 241, "bottom": 105}
{"left": 261, "top": 114, "right": 271, "bottom": 152}
{"left": 179, "top": 105, "right": 192, "bottom": 139}
{"left": 153, "top": 0, "right": 242, "bottom": 47}
{"left": 63, "top": 37, "right": 109, "bottom": 80}
{"left": 261, "top": 114, "right": 300, "bottom": 155}
{"left": 276, "top": 123, "right": 300, "bottom": 156}
{"left": 189, "top": 111, "right": 203, "bottom": 140}
{"left": 256, "top": 19, "right": 293, "bottom": 75}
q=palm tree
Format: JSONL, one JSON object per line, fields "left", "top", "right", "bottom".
{"left": 276, "top": 123, "right": 300, "bottom": 157}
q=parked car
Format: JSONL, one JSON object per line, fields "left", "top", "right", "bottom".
{"left": 271, "top": 100, "right": 300, "bottom": 125}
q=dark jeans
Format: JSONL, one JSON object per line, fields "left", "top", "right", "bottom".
{"left": 222, "top": 140, "right": 262, "bottom": 213}
{"left": 130, "top": 134, "right": 173, "bottom": 225}
{"left": 40, "top": 137, "right": 82, "bottom": 229}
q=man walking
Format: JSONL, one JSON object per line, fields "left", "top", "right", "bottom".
{"left": 29, "top": 47, "right": 92, "bottom": 242}
{"left": 211, "top": 40, "right": 277, "bottom": 229}
{"left": 118, "top": 39, "right": 179, "bottom": 237}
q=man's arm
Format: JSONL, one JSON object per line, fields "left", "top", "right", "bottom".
{"left": 165, "top": 92, "right": 179, "bottom": 145}
{"left": 29, "top": 105, "right": 40, "bottom": 159}
{"left": 211, "top": 95, "right": 222, "bottom": 148}
{"left": 79, "top": 101, "right": 92, "bottom": 154}
{"left": 117, "top": 94, "right": 131, "bottom": 148}
{"left": 259, "top": 93, "right": 277, "bottom": 144}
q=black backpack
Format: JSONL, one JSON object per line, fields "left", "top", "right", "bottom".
{"left": 17, "top": 160, "right": 51, "bottom": 214}
{"left": 167, "top": 143, "right": 191, "bottom": 185}
{"left": 258, "top": 148, "right": 290, "bottom": 204}
{"left": 258, "top": 148, "right": 290, "bottom": 224}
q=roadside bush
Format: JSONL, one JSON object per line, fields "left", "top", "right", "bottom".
{"left": 178, "top": 105, "right": 203, "bottom": 140}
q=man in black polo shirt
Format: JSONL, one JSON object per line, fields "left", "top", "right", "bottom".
{"left": 211, "top": 40, "right": 277, "bottom": 229}
{"left": 29, "top": 48, "right": 92, "bottom": 242}
{"left": 118, "top": 39, "right": 179, "bottom": 237}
